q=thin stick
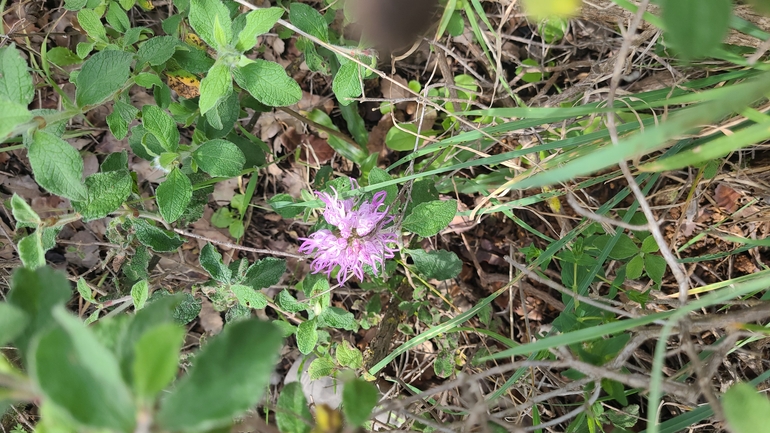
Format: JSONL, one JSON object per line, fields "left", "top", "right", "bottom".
{"left": 172, "top": 229, "right": 303, "bottom": 259}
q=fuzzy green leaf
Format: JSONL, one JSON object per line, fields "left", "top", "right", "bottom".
{"left": 199, "top": 62, "right": 232, "bottom": 115}
{"left": 132, "top": 219, "right": 185, "bottom": 252}
{"left": 131, "top": 280, "right": 149, "bottom": 310}
{"left": 402, "top": 199, "right": 457, "bottom": 237}
{"left": 156, "top": 168, "right": 192, "bottom": 224}
{"left": 289, "top": 3, "right": 328, "bottom": 42}
{"left": 242, "top": 257, "right": 286, "bottom": 290}
{"left": 18, "top": 231, "right": 45, "bottom": 269}
{"left": 8, "top": 267, "right": 71, "bottom": 355}
{"left": 136, "top": 35, "right": 177, "bottom": 66}
{"left": 142, "top": 105, "right": 180, "bottom": 152}
{"left": 0, "top": 98, "right": 32, "bottom": 140}
{"left": 233, "top": 60, "right": 301, "bottom": 107}
{"left": 28, "top": 131, "right": 88, "bottom": 201}
{"left": 200, "top": 242, "right": 231, "bottom": 283}
{"left": 132, "top": 323, "right": 184, "bottom": 400}
{"left": 77, "top": 8, "right": 107, "bottom": 42}
{"left": 723, "top": 382, "right": 770, "bottom": 433}
{"left": 230, "top": 284, "right": 268, "bottom": 309}
{"left": 332, "top": 61, "right": 363, "bottom": 106}
{"left": 407, "top": 249, "right": 462, "bottom": 280}
{"left": 276, "top": 382, "right": 312, "bottom": 433}
{"left": 0, "top": 44, "right": 34, "bottom": 105}
{"left": 342, "top": 378, "right": 378, "bottom": 427}
{"left": 75, "top": 50, "right": 133, "bottom": 107}
{"left": 73, "top": 169, "right": 132, "bottom": 221}
{"left": 157, "top": 320, "right": 283, "bottom": 431}
{"left": 0, "top": 303, "right": 28, "bottom": 346}
{"left": 296, "top": 319, "right": 318, "bottom": 355}
{"left": 189, "top": 0, "right": 232, "bottom": 49}
{"left": 192, "top": 139, "right": 245, "bottom": 177}
{"left": 235, "top": 7, "right": 284, "bottom": 52}
{"left": 11, "top": 193, "right": 40, "bottom": 226}
{"left": 660, "top": 0, "right": 731, "bottom": 61}
{"left": 335, "top": 340, "right": 363, "bottom": 369}
{"left": 31, "top": 307, "right": 136, "bottom": 431}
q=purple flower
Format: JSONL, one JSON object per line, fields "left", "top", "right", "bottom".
{"left": 299, "top": 184, "right": 398, "bottom": 285}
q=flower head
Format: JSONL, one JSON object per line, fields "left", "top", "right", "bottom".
{"left": 299, "top": 182, "right": 398, "bottom": 285}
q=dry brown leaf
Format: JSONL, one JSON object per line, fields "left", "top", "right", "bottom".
{"left": 715, "top": 183, "right": 741, "bottom": 213}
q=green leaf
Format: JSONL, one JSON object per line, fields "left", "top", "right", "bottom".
{"left": 268, "top": 193, "right": 303, "bottom": 218}
{"left": 235, "top": 7, "right": 283, "bottom": 52}
{"left": 11, "top": 193, "right": 40, "bottom": 225}
{"left": 335, "top": 340, "right": 363, "bottom": 369}
{"left": 8, "top": 267, "right": 71, "bottom": 355}
{"left": 242, "top": 257, "right": 286, "bottom": 290}
{"left": 132, "top": 323, "right": 184, "bottom": 400}
{"left": 641, "top": 236, "right": 659, "bottom": 254}
{"left": 276, "top": 382, "right": 312, "bottom": 433}
{"left": 407, "top": 249, "right": 462, "bottom": 280}
{"left": 367, "top": 167, "right": 397, "bottom": 205}
{"left": 296, "top": 319, "right": 318, "bottom": 355}
{"left": 723, "top": 382, "right": 770, "bottom": 433}
{"left": 142, "top": 105, "right": 180, "bottom": 152}
{"left": 660, "top": 0, "right": 731, "bottom": 60}
{"left": 77, "top": 8, "right": 107, "bottom": 42}
{"left": 132, "top": 219, "right": 185, "bottom": 252}
{"left": 30, "top": 307, "right": 136, "bottom": 431}
{"left": 72, "top": 169, "right": 132, "bottom": 221}
{"left": 332, "top": 61, "right": 363, "bottom": 106}
{"left": 342, "top": 378, "right": 378, "bottom": 427}
{"left": 18, "top": 231, "right": 45, "bottom": 269}
{"left": 644, "top": 254, "right": 666, "bottom": 284}
{"left": 0, "top": 98, "right": 32, "bottom": 140}
{"left": 46, "top": 47, "right": 83, "bottom": 67}
{"left": 200, "top": 242, "right": 232, "bottom": 283}
{"left": 156, "top": 168, "right": 192, "bottom": 223}
{"left": 385, "top": 123, "right": 434, "bottom": 151}
{"left": 157, "top": 319, "right": 283, "bottom": 431}
{"left": 318, "top": 307, "right": 357, "bottom": 331}
{"left": 289, "top": 3, "right": 329, "bottom": 42}
{"left": 625, "top": 254, "right": 644, "bottom": 280}
{"left": 199, "top": 62, "right": 232, "bottom": 115}
{"left": 433, "top": 349, "right": 454, "bottom": 378}
{"left": 402, "top": 199, "right": 457, "bottom": 237}
{"left": 592, "top": 234, "right": 639, "bottom": 260}
{"left": 76, "top": 277, "right": 97, "bottom": 303}
{"left": 276, "top": 290, "right": 306, "bottom": 313}
{"left": 189, "top": 0, "right": 232, "bottom": 49}
{"left": 136, "top": 35, "right": 177, "bottom": 66}
{"left": 230, "top": 284, "right": 268, "bottom": 309}
{"left": 0, "top": 303, "right": 29, "bottom": 346}
{"left": 233, "top": 60, "right": 302, "bottom": 107}
{"left": 28, "top": 131, "right": 88, "bottom": 201}
{"left": 134, "top": 72, "right": 164, "bottom": 88}
{"left": 307, "top": 355, "right": 335, "bottom": 380}
{"left": 0, "top": 44, "right": 35, "bottom": 105}
{"left": 75, "top": 49, "right": 133, "bottom": 107}
{"left": 106, "top": 110, "right": 128, "bottom": 139}
{"left": 131, "top": 279, "right": 149, "bottom": 310}
{"left": 272, "top": 320, "right": 297, "bottom": 337}
{"left": 64, "top": 0, "right": 88, "bottom": 10}
{"left": 192, "top": 139, "right": 245, "bottom": 177}
{"left": 105, "top": 1, "right": 130, "bottom": 32}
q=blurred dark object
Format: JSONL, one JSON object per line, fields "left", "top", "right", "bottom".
{"left": 352, "top": 0, "right": 440, "bottom": 55}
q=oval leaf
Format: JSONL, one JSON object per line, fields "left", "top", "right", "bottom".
{"left": 233, "top": 60, "right": 302, "bottom": 107}
{"left": 157, "top": 319, "right": 283, "bottom": 431}
{"left": 156, "top": 168, "right": 192, "bottom": 224}
{"left": 192, "top": 139, "right": 246, "bottom": 177}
